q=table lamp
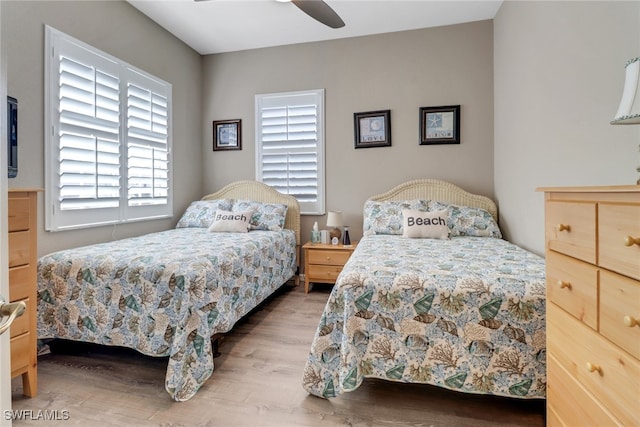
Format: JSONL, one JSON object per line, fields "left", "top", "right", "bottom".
{"left": 326, "top": 211, "right": 343, "bottom": 241}
{"left": 611, "top": 56, "right": 640, "bottom": 184}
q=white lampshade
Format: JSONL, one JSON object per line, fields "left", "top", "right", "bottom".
{"left": 612, "top": 57, "right": 640, "bottom": 125}
{"left": 326, "top": 211, "right": 343, "bottom": 228}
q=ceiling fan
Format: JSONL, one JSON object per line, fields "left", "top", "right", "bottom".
{"left": 194, "top": 0, "right": 345, "bottom": 29}
{"left": 282, "top": 0, "right": 345, "bottom": 29}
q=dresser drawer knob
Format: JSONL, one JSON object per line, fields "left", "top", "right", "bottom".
{"left": 623, "top": 315, "right": 639, "bottom": 327}
{"left": 556, "top": 224, "right": 571, "bottom": 232}
{"left": 558, "top": 280, "right": 572, "bottom": 290}
{"left": 624, "top": 236, "right": 640, "bottom": 247}
{"left": 586, "top": 362, "right": 602, "bottom": 375}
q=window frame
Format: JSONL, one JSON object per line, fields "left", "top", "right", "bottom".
{"left": 44, "top": 26, "right": 173, "bottom": 232}
{"left": 255, "top": 89, "right": 325, "bottom": 215}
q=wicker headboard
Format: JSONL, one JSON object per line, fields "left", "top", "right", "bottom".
{"left": 201, "top": 180, "right": 301, "bottom": 245}
{"left": 368, "top": 179, "right": 498, "bottom": 222}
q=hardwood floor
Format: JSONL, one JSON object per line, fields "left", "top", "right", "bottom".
{"left": 11, "top": 283, "right": 545, "bottom": 426}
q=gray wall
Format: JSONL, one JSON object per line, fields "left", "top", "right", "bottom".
{"left": 3, "top": 1, "right": 203, "bottom": 256}
{"left": 494, "top": 1, "right": 640, "bottom": 255}
{"left": 202, "top": 21, "right": 495, "bottom": 244}
{"left": 5, "top": 0, "right": 638, "bottom": 260}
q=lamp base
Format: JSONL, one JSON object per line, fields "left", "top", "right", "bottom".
{"left": 329, "top": 227, "right": 342, "bottom": 241}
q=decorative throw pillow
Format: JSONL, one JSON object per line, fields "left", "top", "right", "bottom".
{"left": 402, "top": 209, "right": 449, "bottom": 239}
{"left": 363, "top": 199, "right": 430, "bottom": 235}
{"left": 232, "top": 200, "right": 288, "bottom": 231}
{"left": 207, "top": 209, "right": 252, "bottom": 233}
{"left": 175, "top": 199, "right": 234, "bottom": 228}
{"left": 427, "top": 201, "right": 502, "bottom": 238}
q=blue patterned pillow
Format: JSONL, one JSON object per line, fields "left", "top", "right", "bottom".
{"left": 428, "top": 201, "right": 502, "bottom": 238}
{"left": 232, "top": 200, "right": 288, "bottom": 231}
{"left": 175, "top": 199, "right": 234, "bottom": 228}
{"left": 363, "top": 199, "right": 429, "bottom": 235}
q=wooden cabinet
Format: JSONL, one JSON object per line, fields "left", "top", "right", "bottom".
{"left": 302, "top": 242, "right": 356, "bottom": 293}
{"left": 8, "top": 189, "right": 39, "bottom": 397}
{"left": 540, "top": 186, "right": 640, "bottom": 426}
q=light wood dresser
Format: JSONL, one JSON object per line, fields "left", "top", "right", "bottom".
{"left": 539, "top": 186, "right": 639, "bottom": 426}
{"left": 8, "top": 189, "right": 39, "bottom": 397}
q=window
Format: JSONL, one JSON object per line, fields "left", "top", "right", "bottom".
{"left": 255, "top": 89, "right": 325, "bottom": 215}
{"left": 44, "top": 26, "right": 172, "bottom": 231}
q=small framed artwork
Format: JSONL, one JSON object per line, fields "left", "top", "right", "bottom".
{"left": 213, "top": 119, "right": 241, "bottom": 151}
{"left": 354, "top": 110, "right": 391, "bottom": 148}
{"left": 419, "top": 105, "right": 460, "bottom": 145}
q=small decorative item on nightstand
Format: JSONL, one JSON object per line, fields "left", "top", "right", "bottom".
{"left": 343, "top": 226, "right": 351, "bottom": 245}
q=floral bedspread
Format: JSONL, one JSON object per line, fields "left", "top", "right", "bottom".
{"left": 303, "top": 235, "right": 546, "bottom": 399}
{"left": 37, "top": 228, "right": 296, "bottom": 401}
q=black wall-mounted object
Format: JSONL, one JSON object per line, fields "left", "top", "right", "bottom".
{"left": 7, "top": 96, "right": 17, "bottom": 178}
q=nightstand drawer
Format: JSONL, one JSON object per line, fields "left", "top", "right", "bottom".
{"left": 599, "top": 203, "right": 640, "bottom": 281}
{"left": 308, "top": 250, "right": 351, "bottom": 266}
{"left": 600, "top": 270, "right": 640, "bottom": 359}
{"left": 548, "top": 304, "right": 640, "bottom": 426}
{"left": 546, "top": 251, "right": 598, "bottom": 329}
{"left": 545, "top": 201, "right": 596, "bottom": 264}
{"left": 306, "top": 265, "right": 343, "bottom": 283}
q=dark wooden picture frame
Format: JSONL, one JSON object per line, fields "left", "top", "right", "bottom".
{"left": 419, "top": 105, "right": 460, "bottom": 145}
{"left": 213, "top": 119, "right": 242, "bottom": 151}
{"left": 354, "top": 110, "right": 391, "bottom": 148}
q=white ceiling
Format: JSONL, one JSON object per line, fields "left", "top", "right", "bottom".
{"left": 126, "top": 0, "right": 503, "bottom": 55}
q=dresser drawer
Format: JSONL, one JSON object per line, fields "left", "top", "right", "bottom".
{"left": 599, "top": 203, "right": 640, "bottom": 281}
{"left": 547, "top": 353, "right": 622, "bottom": 427}
{"left": 9, "top": 298, "right": 31, "bottom": 338}
{"left": 600, "top": 270, "right": 640, "bottom": 360}
{"left": 548, "top": 304, "right": 640, "bottom": 426}
{"left": 306, "top": 265, "right": 343, "bottom": 283}
{"left": 8, "top": 230, "right": 32, "bottom": 267}
{"left": 307, "top": 250, "right": 351, "bottom": 267}
{"left": 8, "top": 196, "right": 31, "bottom": 232}
{"left": 546, "top": 251, "right": 598, "bottom": 330}
{"left": 10, "top": 331, "right": 31, "bottom": 374}
{"left": 9, "top": 264, "right": 32, "bottom": 301}
{"left": 545, "top": 201, "right": 596, "bottom": 263}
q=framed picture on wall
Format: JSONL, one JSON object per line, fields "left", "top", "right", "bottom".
{"left": 213, "top": 119, "right": 242, "bottom": 151}
{"left": 419, "top": 105, "right": 460, "bottom": 145}
{"left": 354, "top": 110, "right": 391, "bottom": 148}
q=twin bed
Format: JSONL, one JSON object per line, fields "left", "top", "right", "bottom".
{"left": 36, "top": 181, "right": 300, "bottom": 401}
{"left": 303, "top": 179, "right": 546, "bottom": 400}
{"left": 36, "top": 179, "right": 546, "bottom": 402}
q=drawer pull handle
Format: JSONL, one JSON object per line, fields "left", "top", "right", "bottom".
{"left": 558, "top": 280, "right": 572, "bottom": 290}
{"left": 624, "top": 236, "right": 640, "bottom": 247}
{"left": 586, "top": 362, "right": 602, "bottom": 375}
{"left": 556, "top": 224, "right": 571, "bottom": 232}
{"left": 623, "top": 315, "right": 639, "bottom": 327}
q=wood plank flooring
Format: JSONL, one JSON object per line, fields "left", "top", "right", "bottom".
{"left": 11, "top": 283, "right": 545, "bottom": 426}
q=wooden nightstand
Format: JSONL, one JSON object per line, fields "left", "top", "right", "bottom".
{"left": 302, "top": 242, "right": 356, "bottom": 293}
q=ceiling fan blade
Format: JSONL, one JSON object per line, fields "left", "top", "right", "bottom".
{"left": 291, "top": 0, "right": 345, "bottom": 29}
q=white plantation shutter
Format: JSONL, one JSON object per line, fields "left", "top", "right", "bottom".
{"left": 58, "top": 56, "right": 121, "bottom": 212}
{"left": 126, "top": 81, "right": 169, "bottom": 217}
{"left": 45, "top": 26, "right": 172, "bottom": 231}
{"left": 256, "top": 90, "right": 325, "bottom": 215}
